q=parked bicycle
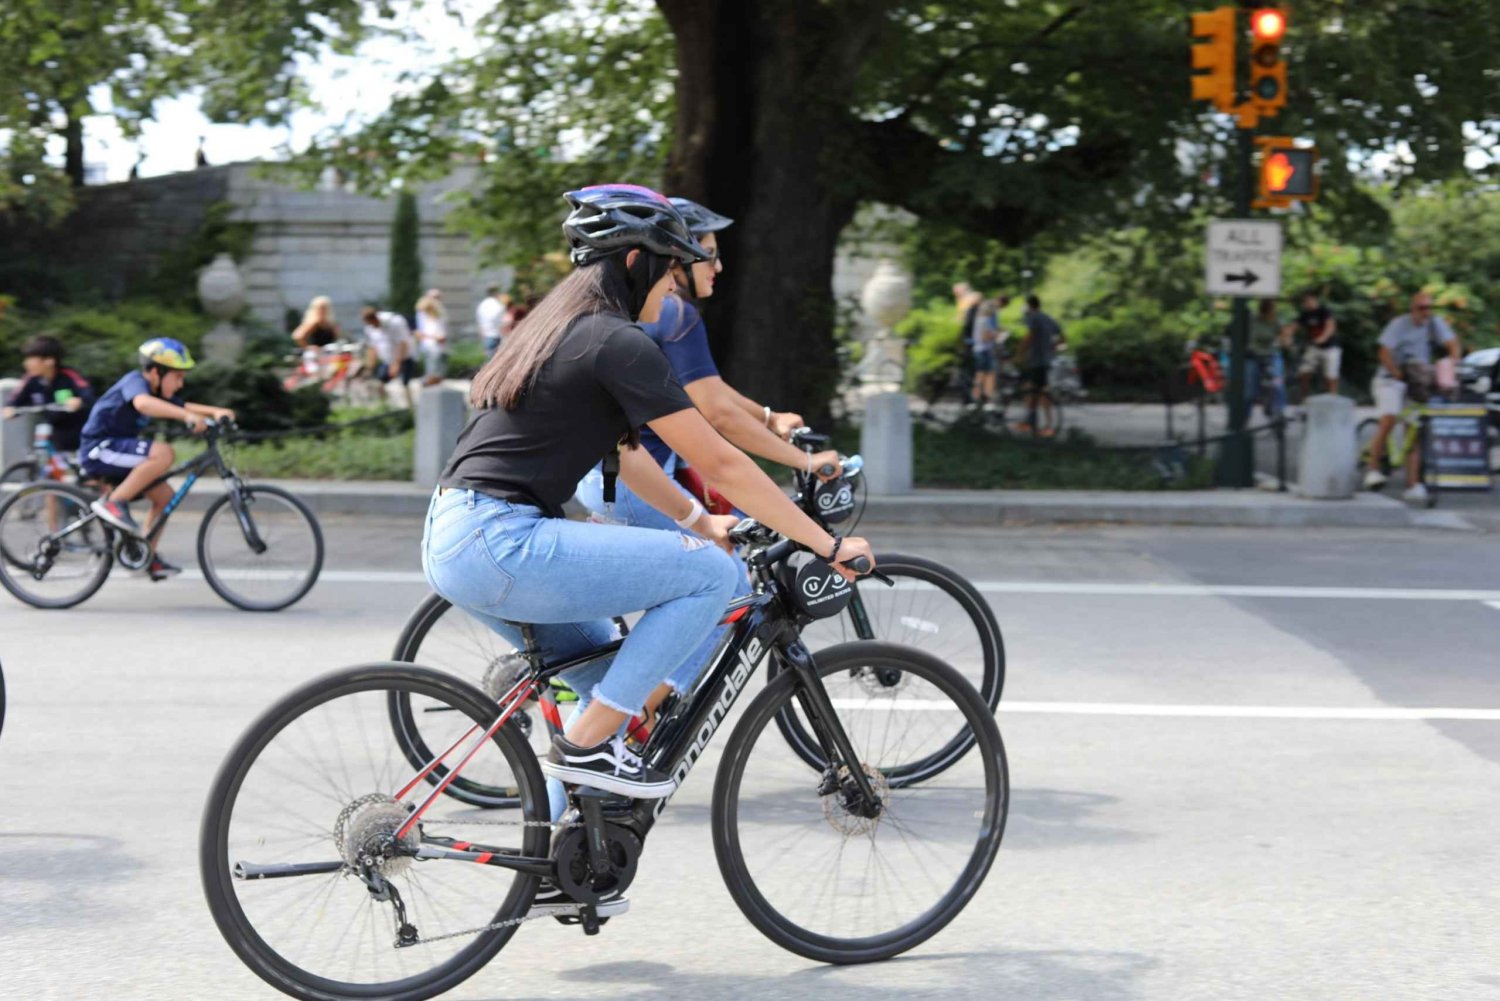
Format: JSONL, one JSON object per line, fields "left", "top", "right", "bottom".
{"left": 0, "top": 418, "right": 325, "bottom": 609}
{"left": 391, "top": 429, "right": 1005, "bottom": 805}
{"left": 0, "top": 404, "right": 83, "bottom": 494}
{"left": 201, "top": 518, "right": 1008, "bottom": 1001}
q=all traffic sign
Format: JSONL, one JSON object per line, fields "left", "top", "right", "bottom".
{"left": 1205, "top": 219, "right": 1282, "bottom": 297}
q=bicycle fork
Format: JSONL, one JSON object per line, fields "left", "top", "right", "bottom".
{"left": 779, "top": 637, "right": 884, "bottom": 816}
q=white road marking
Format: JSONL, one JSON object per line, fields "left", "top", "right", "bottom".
{"left": 831, "top": 699, "right": 1500, "bottom": 721}
{"left": 1486, "top": 600, "right": 1500, "bottom": 613}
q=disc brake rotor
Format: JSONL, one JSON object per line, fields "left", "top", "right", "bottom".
{"left": 821, "top": 763, "right": 891, "bottom": 837}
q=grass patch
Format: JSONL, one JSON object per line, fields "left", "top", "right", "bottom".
{"left": 173, "top": 407, "right": 415, "bottom": 480}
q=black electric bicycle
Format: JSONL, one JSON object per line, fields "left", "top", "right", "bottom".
{"left": 0, "top": 419, "right": 323, "bottom": 610}
{"left": 202, "top": 521, "right": 1007, "bottom": 1001}
{"left": 391, "top": 431, "right": 1005, "bottom": 802}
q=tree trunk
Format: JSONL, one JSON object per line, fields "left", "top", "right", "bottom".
{"left": 63, "top": 112, "right": 85, "bottom": 188}
{"left": 659, "top": 0, "right": 869, "bottom": 420}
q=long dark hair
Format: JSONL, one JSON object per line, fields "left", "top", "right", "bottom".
{"left": 470, "top": 249, "right": 671, "bottom": 410}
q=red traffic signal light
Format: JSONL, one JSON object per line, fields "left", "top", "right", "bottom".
{"left": 1251, "top": 8, "right": 1286, "bottom": 43}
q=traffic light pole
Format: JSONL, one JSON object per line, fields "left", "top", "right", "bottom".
{"left": 1218, "top": 119, "right": 1256, "bottom": 487}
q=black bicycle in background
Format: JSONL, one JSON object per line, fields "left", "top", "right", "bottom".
{"left": 0, "top": 418, "right": 324, "bottom": 610}
{"left": 391, "top": 427, "right": 1006, "bottom": 797}
{"left": 201, "top": 519, "right": 1008, "bottom": 1001}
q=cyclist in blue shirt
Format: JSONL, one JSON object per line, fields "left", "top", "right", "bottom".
{"left": 83, "top": 338, "right": 235, "bottom": 579}
{"left": 2, "top": 336, "right": 95, "bottom": 452}
{"left": 574, "top": 197, "right": 844, "bottom": 733}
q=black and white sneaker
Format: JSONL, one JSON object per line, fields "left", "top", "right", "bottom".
{"left": 541, "top": 733, "right": 677, "bottom": 799}
{"left": 147, "top": 554, "right": 182, "bottom": 581}
{"left": 90, "top": 498, "right": 142, "bottom": 538}
{"left": 528, "top": 882, "right": 630, "bottom": 918}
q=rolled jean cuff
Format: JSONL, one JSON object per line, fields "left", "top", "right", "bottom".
{"left": 589, "top": 684, "right": 641, "bottom": 718}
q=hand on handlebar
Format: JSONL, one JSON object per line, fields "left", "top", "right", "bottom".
{"left": 769, "top": 410, "right": 805, "bottom": 440}
{"left": 827, "top": 536, "right": 875, "bottom": 582}
{"left": 693, "top": 512, "right": 743, "bottom": 554}
{"left": 808, "top": 449, "right": 843, "bottom": 481}
{"left": 183, "top": 412, "right": 207, "bottom": 433}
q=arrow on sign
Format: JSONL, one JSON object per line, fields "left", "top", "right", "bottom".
{"left": 1224, "top": 269, "right": 1260, "bottom": 287}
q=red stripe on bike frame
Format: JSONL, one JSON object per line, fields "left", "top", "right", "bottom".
{"left": 472, "top": 852, "right": 494, "bottom": 864}
{"left": 540, "top": 697, "right": 563, "bottom": 730}
{"left": 395, "top": 678, "right": 536, "bottom": 840}
{"left": 721, "top": 606, "right": 750, "bottom": 625}
{"left": 452, "top": 841, "right": 471, "bottom": 851}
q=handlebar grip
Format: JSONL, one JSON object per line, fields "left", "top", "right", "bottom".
{"left": 817, "top": 464, "right": 838, "bottom": 478}
{"left": 845, "top": 555, "right": 872, "bottom": 575}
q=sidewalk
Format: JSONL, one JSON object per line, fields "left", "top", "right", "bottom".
{"left": 171, "top": 478, "right": 1483, "bottom": 531}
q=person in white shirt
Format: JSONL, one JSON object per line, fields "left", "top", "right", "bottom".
{"left": 361, "top": 307, "right": 416, "bottom": 408}
{"left": 475, "top": 286, "right": 508, "bottom": 358}
{"left": 415, "top": 289, "right": 449, "bottom": 386}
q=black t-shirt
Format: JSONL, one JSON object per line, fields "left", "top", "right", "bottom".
{"left": 5, "top": 368, "right": 95, "bottom": 450}
{"left": 439, "top": 313, "right": 693, "bottom": 517}
{"left": 1297, "top": 305, "right": 1336, "bottom": 348}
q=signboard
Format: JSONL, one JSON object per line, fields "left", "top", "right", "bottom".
{"left": 1205, "top": 219, "right": 1282, "bottom": 297}
{"left": 1426, "top": 403, "right": 1493, "bottom": 491}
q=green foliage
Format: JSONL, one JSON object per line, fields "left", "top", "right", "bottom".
{"left": 387, "top": 190, "right": 422, "bottom": 316}
{"left": 177, "top": 428, "right": 413, "bottom": 481}
{"left": 185, "top": 363, "right": 331, "bottom": 434}
{"left": 896, "top": 299, "right": 963, "bottom": 401}
{"left": 1067, "top": 304, "right": 1189, "bottom": 400}
{"left": 7, "top": 300, "right": 208, "bottom": 389}
{"left": 445, "top": 340, "right": 487, "bottom": 380}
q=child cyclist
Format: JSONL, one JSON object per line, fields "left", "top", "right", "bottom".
{"left": 83, "top": 338, "right": 235, "bottom": 580}
{"left": 2, "top": 335, "right": 96, "bottom": 455}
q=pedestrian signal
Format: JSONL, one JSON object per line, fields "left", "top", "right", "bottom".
{"left": 1255, "top": 138, "right": 1317, "bottom": 207}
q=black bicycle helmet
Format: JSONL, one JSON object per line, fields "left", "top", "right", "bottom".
{"left": 668, "top": 197, "right": 734, "bottom": 236}
{"left": 563, "top": 184, "right": 711, "bottom": 266}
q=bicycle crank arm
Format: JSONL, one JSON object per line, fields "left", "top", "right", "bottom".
{"left": 233, "top": 859, "right": 345, "bottom": 880}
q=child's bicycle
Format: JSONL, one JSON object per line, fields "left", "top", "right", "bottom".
{"left": 0, "top": 404, "right": 83, "bottom": 493}
{"left": 0, "top": 418, "right": 324, "bottom": 610}
{"left": 1357, "top": 399, "right": 1439, "bottom": 507}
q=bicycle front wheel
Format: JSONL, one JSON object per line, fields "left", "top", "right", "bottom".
{"left": 713, "top": 641, "right": 1007, "bottom": 965}
{"left": 201, "top": 663, "right": 549, "bottom": 1001}
{"left": 0, "top": 482, "right": 113, "bottom": 608}
{"left": 0, "top": 459, "right": 39, "bottom": 500}
{"left": 198, "top": 483, "right": 324, "bottom": 611}
{"left": 781, "top": 553, "right": 1003, "bottom": 785}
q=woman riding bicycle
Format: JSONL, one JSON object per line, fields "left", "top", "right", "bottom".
{"left": 573, "top": 195, "right": 845, "bottom": 732}
{"left": 422, "top": 184, "right": 873, "bottom": 805}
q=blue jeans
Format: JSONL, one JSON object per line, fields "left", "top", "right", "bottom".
{"left": 421, "top": 488, "right": 740, "bottom": 718}
{"left": 575, "top": 463, "right": 752, "bottom": 694}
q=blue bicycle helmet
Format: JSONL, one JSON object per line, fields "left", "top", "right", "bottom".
{"left": 563, "top": 185, "right": 711, "bottom": 266}
{"left": 668, "top": 197, "right": 734, "bottom": 236}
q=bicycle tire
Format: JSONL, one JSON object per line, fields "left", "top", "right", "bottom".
{"left": 197, "top": 483, "right": 324, "bottom": 611}
{"left": 393, "top": 591, "right": 564, "bottom": 810}
{"left": 1419, "top": 418, "right": 1440, "bottom": 507}
{"left": 712, "top": 641, "right": 1007, "bottom": 965}
{"left": 0, "top": 481, "right": 114, "bottom": 609}
{"left": 1355, "top": 417, "right": 1391, "bottom": 478}
{"left": 1, "top": 459, "right": 39, "bottom": 495}
{"left": 772, "top": 552, "right": 1002, "bottom": 786}
{"left": 200, "top": 662, "right": 548, "bottom": 1001}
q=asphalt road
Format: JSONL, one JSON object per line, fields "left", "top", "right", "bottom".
{"left": 3, "top": 516, "right": 1499, "bottom": 1001}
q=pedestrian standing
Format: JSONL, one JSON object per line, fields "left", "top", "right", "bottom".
{"left": 1363, "top": 290, "right": 1462, "bottom": 503}
{"left": 953, "top": 282, "right": 983, "bottom": 403}
{"left": 1018, "top": 294, "right": 1064, "bottom": 436}
{"left": 970, "top": 298, "right": 1000, "bottom": 409}
{"left": 476, "top": 285, "right": 507, "bottom": 358}
{"left": 415, "top": 289, "right": 449, "bottom": 386}
{"left": 360, "top": 307, "right": 417, "bottom": 409}
{"left": 1292, "top": 290, "right": 1340, "bottom": 399}
{"left": 1248, "top": 298, "right": 1283, "bottom": 416}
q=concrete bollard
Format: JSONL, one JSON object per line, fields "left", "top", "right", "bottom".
{"left": 413, "top": 385, "right": 467, "bottom": 487}
{"left": 1, "top": 377, "right": 32, "bottom": 470}
{"left": 860, "top": 391, "right": 914, "bottom": 495}
{"left": 1298, "top": 393, "right": 1357, "bottom": 499}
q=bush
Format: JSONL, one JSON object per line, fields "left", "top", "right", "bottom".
{"left": 185, "top": 362, "right": 332, "bottom": 433}
{"left": 897, "top": 298, "right": 964, "bottom": 401}
{"left": 447, "top": 340, "right": 487, "bottom": 379}
{"left": 388, "top": 191, "right": 422, "bottom": 319}
{"left": 1069, "top": 302, "right": 1189, "bottom": 400}
{"left": 3, "top": 300, "right": 208, "bottom": 389}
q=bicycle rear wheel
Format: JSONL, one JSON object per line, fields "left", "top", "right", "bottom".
{"left": 713, "top": 641, "right": 1007, "bottom": 964}
{"left": 390, "top": 594, "right": 559, "bottom": 808}
{"left": 198, "top": 483, "right": 324, "bottom": 611}
{"left": 780, "top": 553, "right": 1003, "bottom": 785}
{"left": 200, "top": 663, "right": 548, "bottom": 1001}
{"left": 0, "top": 482, "right": 113, "bottom": 608}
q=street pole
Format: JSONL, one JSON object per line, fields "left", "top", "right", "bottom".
{"left": 1217, "top": 113, "right": 1255, "bottom": 487}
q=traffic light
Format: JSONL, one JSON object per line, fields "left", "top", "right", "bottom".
{"left": 1190, "top": 7, "right": 1237, "bottom": 113}
{"left": 1255, "top": 137, "right": 1317, "bottom": 207}
{"left": 1248, "top": 8, "right": 1287, "bottom": 116}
